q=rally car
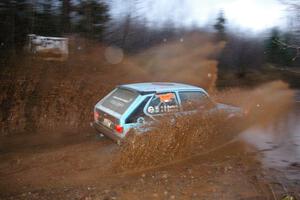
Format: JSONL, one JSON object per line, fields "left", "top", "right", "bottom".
{"left": 92, "top": 82, "right": 242, "bottom": 143}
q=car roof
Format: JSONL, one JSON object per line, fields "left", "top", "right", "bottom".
{"left": 120, "top": 82, "right": 207, "bottom": 94}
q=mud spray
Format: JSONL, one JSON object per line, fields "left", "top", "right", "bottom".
{"left": 114, "top": 112, "right": 236, "bottom": 171}
{"left": 112, "top": 34, "right": 295, "bottom": 172}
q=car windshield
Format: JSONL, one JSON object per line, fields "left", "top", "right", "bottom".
{"left": 101, "top": 88, "right": 138, "bottom": 115}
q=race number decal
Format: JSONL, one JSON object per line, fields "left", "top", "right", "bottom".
{"left": 147, "top": 106, "right": 155, "bottom": 113}
{"left": 148, "top": 93, "right": 179, "bottom": 114}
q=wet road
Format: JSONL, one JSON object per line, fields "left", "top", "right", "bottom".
{"left": 241, "top": 90, "right": 300, "bottom": 181}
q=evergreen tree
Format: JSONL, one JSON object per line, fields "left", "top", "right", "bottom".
{"left": 60, "top": 0, "right": 71, "bottom": 34}
{"left": 265, "top": 28, "right": 294, "bottom": 67}
{"left": 33, "top": 0, "right": 61, "bottom": 36}
{"left": 75, "top": 0, "right": 110, "bottom": 40}
{"left": 0, "top": 0, "right": 33, "bottom": 56}
{"left": 214, "top": 11, "right": 226, "bottom": 41}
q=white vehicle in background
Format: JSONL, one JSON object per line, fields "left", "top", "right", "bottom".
{"left": 26, "top": 34, "right": 69, "bottom": 61}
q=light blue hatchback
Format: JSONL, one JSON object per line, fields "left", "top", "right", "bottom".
{"left": 92, "top": 82, "right": 242, "bottom": 143}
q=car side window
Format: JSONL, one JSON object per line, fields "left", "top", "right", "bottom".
{"left": 126, "top": 97, "right": 151, "bottom": 124}
{"left": 146, "top": 93, "right": 179, "bottom": 115}
{"left": 179, "top": 91, "right": 213, "bottom": 111}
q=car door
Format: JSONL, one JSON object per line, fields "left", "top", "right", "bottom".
{"left": 145, "top": 92, "right": 180, "bottom": 121}
{"left": 125, "top": 96, "right": 152, "bottom": 131}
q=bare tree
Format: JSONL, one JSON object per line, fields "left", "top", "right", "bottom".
{"left": 277, "top": 0, "right": 300, "bottom": 60}
{"left": 283, "top": 0, "right": 300, "bottom": 41}
{"left": 273, "top": 38, "right": 300, "bottom": 60}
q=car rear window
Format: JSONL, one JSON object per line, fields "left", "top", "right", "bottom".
{"left": 101, "top": 88, "right": 138, "bottom": 115}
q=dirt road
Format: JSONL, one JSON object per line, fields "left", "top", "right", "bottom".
{"left": 0, "top": 92, "right": 299, "bottom": 200}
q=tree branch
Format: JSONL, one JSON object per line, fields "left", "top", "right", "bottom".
{"left": 273, "top": 39, "right": 300, "bottom": 61}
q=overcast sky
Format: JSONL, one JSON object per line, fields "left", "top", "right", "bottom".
{"left": 109, "top": 0, "right": 287, "bottom": 32}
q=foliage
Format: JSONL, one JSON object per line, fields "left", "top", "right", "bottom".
{"left": 75, "top": 0, "right": 110, "bottom": 40}
{"left": 218, "top": 34, "right": 265, "bottom": 75}
{"left": 0, "top": 0, "right": 33, "bottom": 55}
{"left": 265, "top": 28, "right": 295, "bottom": 67}
{"left": 214, "top": 11, "right": 226, "bottom": 41}
{"left": 0, "top": 0, "right": 110, "bottom": 58}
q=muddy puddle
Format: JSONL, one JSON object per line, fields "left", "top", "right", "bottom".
{"left": 240, "top": 91, "right": 300, "bottom": 182}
